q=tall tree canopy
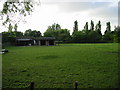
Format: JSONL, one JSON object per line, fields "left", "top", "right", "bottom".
{"left": 72, "top": 20, "right": 78, "bottom": 35}
{"left": 24, "top": 29, "right": 41, "bottom": 37}
{"left": 105, "top": 22, "right": 111, "bottom": 34}
{"left": 90, "top": 20, "right": 94, "bottom": 31}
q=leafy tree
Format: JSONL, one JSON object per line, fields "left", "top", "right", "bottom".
{"left": 32, "top": 30, "right": 41, "bottom": 37}
{"left": 104, "top": 22, "right": 111, "bottom": 34}
{"left": 2, "top": 31, "right": 16, "bottom": 45}
{"left": 1, "top": 0, "right": 40, "bottom": 32}
{"left": 87, "top": 31, "right": 97, "bottom": 43}
{"left": 83, "top": 22, "right": 89, "bottom": 34}
{"left": 103, "top": 22, "right": 112, "bottom": 42}
{"left": 57, "top": 29, "right": 71, "bottom": 42}
{"left": 44, "top": 23, "right": 61, "bottom": 37}
{"left": 84, "top": 22, "right": 88, "bottom": 30}
{"left": 90, "top": 20, "right": 94, "bottom": 31}
{"left": 1, "top": 0, "right": 40, "bottom": 46}
{"left": 44, "top": 26, "right": 54, "bottom": 37}
{"left": 8, "top": 23, "right": 13, "bottom": 32}
{"left": 95, "top": 21, "right": 102, "bottom": 42}
{"left": 24, "top": 29, "right": 41, "bottom": 37}
{"left": 72, "top": 20, "right": 78, "bottom": 35}
{"left": 1, "top": 1, "right": 36, "bottom": 21}
{"left": 113, "top": 26, "right": 120, "bottom": 42}
{"left": 24, "top": 29, "right": 32, "bottom": 37}
{"left": 14, "top": 24, "right": 18, "bottom": 32}
{"left": 44, "top": 23, "right": 71, "bottom": 43}
{"left": 72, "top": 31, "right": 81, "bottom": 43}
{"left": 15, "top": 31, "right": 23, "bottom": 37}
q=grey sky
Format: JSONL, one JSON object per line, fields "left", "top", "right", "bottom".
{"left": 0, "top": 0, "right": 119, "bottom": 35}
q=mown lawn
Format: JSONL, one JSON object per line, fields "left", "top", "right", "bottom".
{"left": 2, "top": 43, "right": 119, "bottom": 88}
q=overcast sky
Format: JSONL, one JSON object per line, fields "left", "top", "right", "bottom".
{"left": 0, "top": 0, "right": 119, "bottom": 35}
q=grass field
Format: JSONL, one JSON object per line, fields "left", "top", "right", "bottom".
{"left": 2, "top": 43, "right": 119, "bottom": 88}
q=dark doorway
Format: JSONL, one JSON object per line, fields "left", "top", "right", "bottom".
{"left": 49, "top": 40, "right": 54, "bottom": 45}
{"left": 41, "top": 40, "right": 46, "bottom": 45}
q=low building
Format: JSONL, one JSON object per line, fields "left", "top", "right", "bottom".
{"left": 16, "top": 37, "right": 56, "bottom": 46}
{"left": 16, "top": 38, "right": 33, "bottom": 46}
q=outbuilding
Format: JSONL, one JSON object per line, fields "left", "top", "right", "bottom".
{"left": 35, "top": 37, "right": 55, "bottom": 46}
{"left": 16, "top": 38, "right": 34, "bottom": 46}
{"left": 16, "top": 37, "right": 56, "bottom": 46}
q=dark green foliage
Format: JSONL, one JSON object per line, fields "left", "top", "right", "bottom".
{"left": 106, "top": 22, "right": 111, "bottom": 32}
{"left": 72, "top": 20, "right": 79, "bottom": 35}
{"left": 72, "top": 31, "right": 81, "bottom": 43}
{"left": 2, "top": 29, "right": 41, "bottom": 46}
{"left": 2, "top": 31, "right": 16, "bottom": 45}
{"left": 24, "top": 29, "right": 41, "bottom": 37}
{"left": 14, "top": 24, "right": 18, "bottom": 32}
{"left": 103, "top": 31, "right": 113, "bottom": 43}
{"left": 112, "top": 26, "right": 120, "bottom": 43}
{"left": 90, "top": 20, "right": 94, "bottom": 31}
{"left": 15, "top": 31, "right": 23, "bottom": 37}
{"left": 2, "top": 21, "right": 120, "bottom": 45}
{"left": 44, "top": 23, "right": 71, "bottom": 43}
{"left": 95, "top": 21, "right": 102, "bottom": 42}
{"left": 84, "top": 22, "right": 88, "bottom": 31}
{"left": 103, "top": 22, "right": 113, "bottom": 43}
{"left": 87, "top": 31, "right": 97, "bottom": 43}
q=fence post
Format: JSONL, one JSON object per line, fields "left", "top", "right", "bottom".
{"left": 74, "top": 81, "right": 78, "bottom": 90}
{"left": 30, "top": 82, "right": 34, "bottom": 90}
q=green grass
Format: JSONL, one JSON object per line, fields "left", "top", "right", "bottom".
{"left": 2, "top": 43, "right": 119, "bottom": 88}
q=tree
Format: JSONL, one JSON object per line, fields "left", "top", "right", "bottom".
{"left": 83, "top": 22, "right": 89, "bottom": 34}
{"left": 57, "top": 29, "right": 71, "bottom": 42}
{"left": 84, "top": 22, "right": 88, "bottom": 31}
{"left": 15, "top": 31, "right": 23, "bottom": 37}
{"left": 44, "top": 23, "right": 61, "bottom": 38}
{"left": 72, "top": 31, "right": 81, "bottom": 43}
{"left": 44, "top": 23, "right": 71, "bottom": 43}
{"left": 14, "top": 24, "right": 18, "bottom": 32}
{"left": 31, "top": 30, "right": 41, "bottom": 37}
{"left": 44, "top": 26, "right": 53, "bottom": 37}
{"left": 95, "top": 21, "right": 102, "bottom": 42}
{"left": 113, "top": 26, "right": 120, "bottom": 42}
{"left": 103, "top": 22, "right": 112, "bottom": 42}
{"left": 1, "top": 0, "right": 40, "bottom": 31}
{"left": 2, "top": 31, "right": 16, "bottom": 45}
{"left": 24, "top": 29, "right": 41, "bottom": 37}
{"left": 1, "top": 0, "right": 40, "bottom": 46}
{"left": 72, "top": 20, "right": 78, "bottom": 35}
{"left": 87, "top": 31, "right": 98, "bottom": 43}
{"left": 8, "top": 23, "right": 13, "bottom": 32}
{"left": 90, "top": 20, "right": 94, "bottom": 31}
{"left": 24, "top": 29, "right": 32, "bottom": 37}
{"left": 105, "top": 22, "right": 111, "bottom": 34}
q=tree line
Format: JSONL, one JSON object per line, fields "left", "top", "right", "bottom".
{"left": 2, "top": 20, "right": 120, "bottom": 45}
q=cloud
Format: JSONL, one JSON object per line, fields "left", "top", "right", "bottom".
{"left": 58, "top": 2, "right": 112, "bottom": 13}
{"left": 41, "top": 0, "right": 118, "bottom": 3}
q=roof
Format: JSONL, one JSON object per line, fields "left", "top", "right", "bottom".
{"left": 37, "top": 37, "right": 55, "bottom": 40}
{"left": 16, "top": 37, "right": 55, "bottom": 41}
{"left": 17, "top": 39, "right": 33, "bottom": 41}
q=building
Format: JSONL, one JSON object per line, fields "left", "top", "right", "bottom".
{"left": 16, "top": 37, "right": 56, "bottom": 46}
